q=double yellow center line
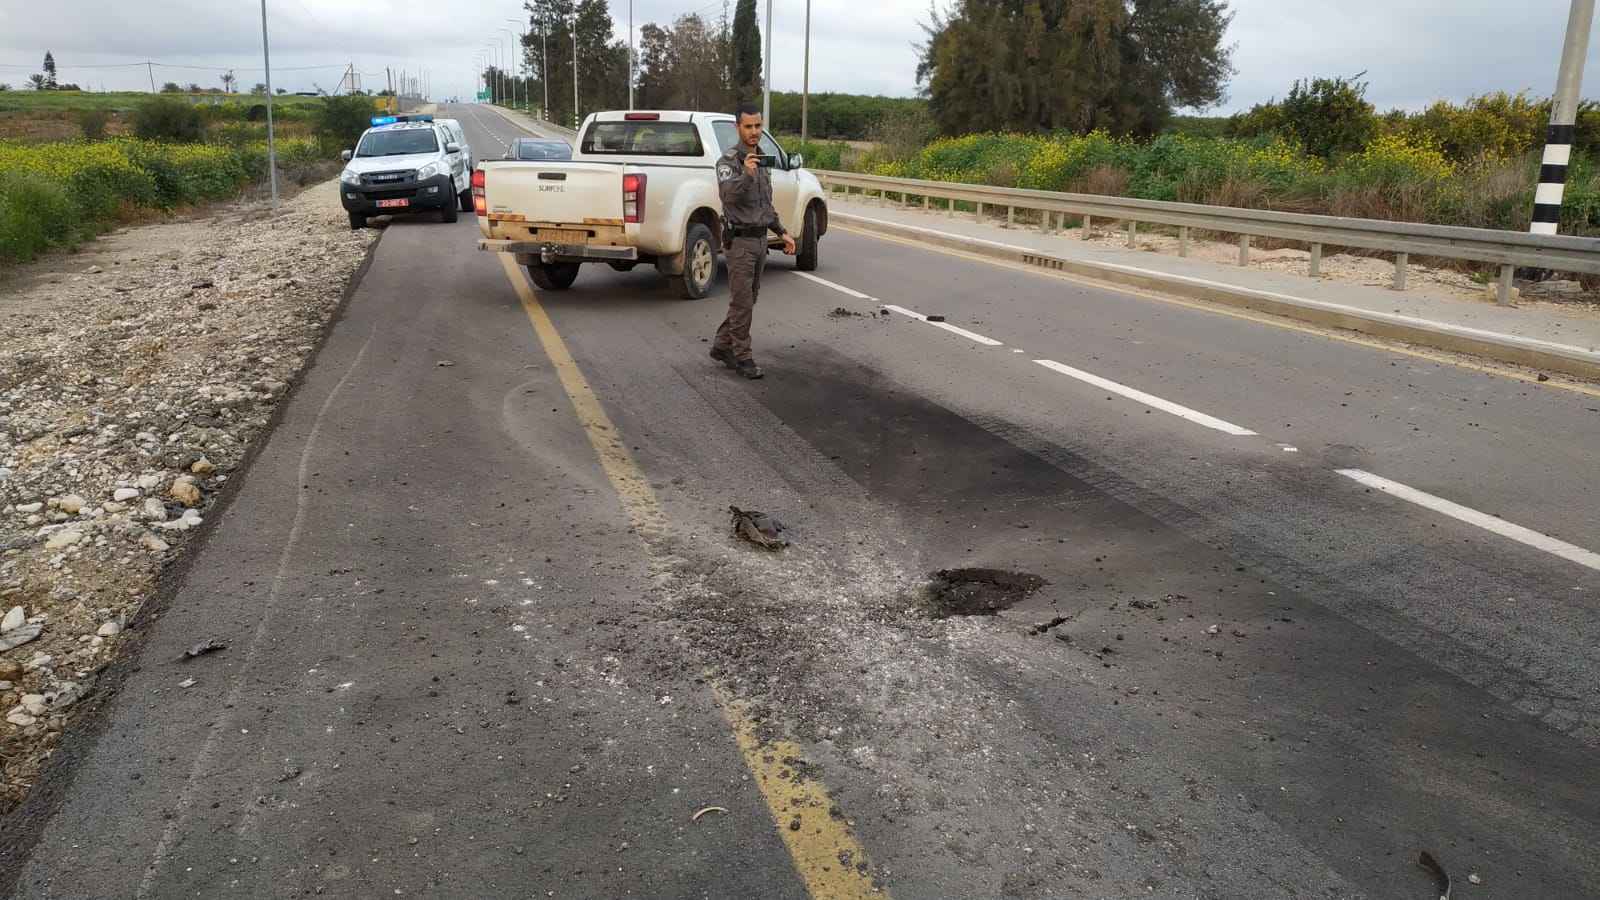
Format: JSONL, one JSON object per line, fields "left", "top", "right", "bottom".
{"left": 497, "top": 255, "right": 886, "bottom": 898}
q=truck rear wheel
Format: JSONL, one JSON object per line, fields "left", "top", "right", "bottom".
{"left": 668, "top": 223, "right": 717, "bottom": 300}
{"left": 439, "top": 188, "right": 459, "bottom": 223}
{"left": 795, "top": 205, "right": 820, "bottom": 271}
{"left": 527, "top": 262, "right": 580, "bottom": 291}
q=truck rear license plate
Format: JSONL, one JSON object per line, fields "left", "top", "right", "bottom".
{"left": 540, "top": 229, "right": 587, "bottom": 243}
{"left": 377, "top": 199, "right": 408, "bottom": 209}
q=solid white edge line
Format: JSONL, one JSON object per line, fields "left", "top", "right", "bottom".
{"left": 1337, "top": 469, "right": 1600, "bottom": 573}
{"left": 1033, "top": 359, "right": 1258, "bottom": 436}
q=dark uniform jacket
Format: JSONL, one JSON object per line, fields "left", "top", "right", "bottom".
{"left": 717, "top": 146, "right": 785, "bottom": 236}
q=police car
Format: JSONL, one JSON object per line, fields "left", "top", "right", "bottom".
{"left": 338, "top": 114, "right": 474, "bottom": 229}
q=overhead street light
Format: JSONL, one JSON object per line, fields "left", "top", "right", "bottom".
{"left": 506, "top": 18, "right": 529, "bottom": 111}
{"left": 487, "top": 37, "right": 505, "bottom": 104}
{"left": 498, "top": 28, "right": 519, "bottom": 109}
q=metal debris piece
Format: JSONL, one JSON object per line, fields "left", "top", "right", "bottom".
{"left": 1418, "top": 851, "right": 1452, "bottom": 900}
{"left": 181, "top": 638, "right": 228, "bottom": 660}
{"left": 730, "top": 506, "right": 787, "bottom": 550}
{"left": 691, "top": 806, "right": 729, "bottom": 822}
{"left": 926, "top": 314, "right": 947, "bottom": 322}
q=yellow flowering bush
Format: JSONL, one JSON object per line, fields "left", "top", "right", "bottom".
{"left": 0, "top": 137, "right": 317, "bottom": 264}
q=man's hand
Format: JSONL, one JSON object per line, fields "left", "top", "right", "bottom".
{"left": 743, "top": 152, "right": 760, "bottom": 178}
{"left": 781, "top": 233, "right": 797, "bottom": 255}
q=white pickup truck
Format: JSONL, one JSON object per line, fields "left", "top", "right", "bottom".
{"left": 474, "top": 110, "right": 829, "bottom": 298}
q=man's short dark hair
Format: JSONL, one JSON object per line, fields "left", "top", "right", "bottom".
{"left": 734, "top": 102, "right": 761, "bottom": 122}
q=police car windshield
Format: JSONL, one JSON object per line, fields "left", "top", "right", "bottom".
{"left": 356, "top": 128, "right": 439, "bottom": 157}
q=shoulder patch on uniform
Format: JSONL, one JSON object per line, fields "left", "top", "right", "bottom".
{"left": 717, "top": 164, "right": 735, "bottom": 182}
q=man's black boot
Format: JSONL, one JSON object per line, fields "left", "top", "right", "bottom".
{"left": 709, "top": 346, "right": 737, "bottom": 369}
{"left": 736, "top": 360, "right": 764, "bottom": 379}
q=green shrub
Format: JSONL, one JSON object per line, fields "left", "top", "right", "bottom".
{"left": 132, "top": 97, "right": 207, "bottom": 143}
{"left": 0, "top": 170, "right": 78, "bottom": 260}
{"left": 314, "top": 95, "right": 380, "bottom": 154}
{"left": 76, "top": 108, "right": 111, "bottom": 140}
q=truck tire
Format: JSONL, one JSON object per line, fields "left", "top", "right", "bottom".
{"left": 527, "top": 262, "right": 580, "bottom": 291}
{"left": 795, "top": 205, "right": 820, "bottom": 271}
{"left": 457, "top": 187, "right": 473, "bottom": 212}
{"left": 439, "top": 184, "right": 459, "bottom": 223}
{"left": 668, "top": 223, "right": 717, "bottom": 300}
{"left": 348, "top": 212, "right": 367, "bottom": 231}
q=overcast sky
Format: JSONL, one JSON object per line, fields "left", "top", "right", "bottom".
{"left": 3, "top": 1, "right": 1598, "bottom": 115}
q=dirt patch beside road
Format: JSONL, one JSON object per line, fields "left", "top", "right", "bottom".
{"left": 0, "top": 178, "right": 378, "bottom": 814}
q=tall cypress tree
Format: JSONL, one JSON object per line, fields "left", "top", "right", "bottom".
{"left": 729, "top": 0, "right": 762, "bottom": 103}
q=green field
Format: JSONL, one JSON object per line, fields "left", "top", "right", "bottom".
{"left": 0, "top": 90, "right": 329, "bottom": 115}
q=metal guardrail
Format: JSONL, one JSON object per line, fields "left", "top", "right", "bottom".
{"left": 813, "top": 170, "right": 1600, "bottom": 306}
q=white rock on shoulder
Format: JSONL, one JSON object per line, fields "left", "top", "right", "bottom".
{"left": 20, "top": 694, "right": 47, "bottom": 716}
{"left": 142, "top": 498, "right": 168, "bottom": 522}
{"left": 1, "top": 605, "right": 24, "bottom": 633}
{"left": 140, "top": 533, "right": 171, "bottom": 552}
{"left": 57, "top": 495, "right": 87, "bottom": 515}
{"left": 113, "top": 488, "right": 140, "bottom": 502}
{"left": 45, "top": 530, "right": 84, "bottom": 550}
{"left": 137, "top": 474, "right": 162, "bottom": 490}
{"left": 15, "top": 502, "right": 43, "bottom": 515}
{"left": 6, "top": 710, "right": 37, "bottom": 728}
{"left": 98, "top": 621, "right": 122, "bottom": 637}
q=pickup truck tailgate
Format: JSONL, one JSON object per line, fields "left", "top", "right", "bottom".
{"left": 480, "top": 161, "right": 623, "bottom": 227}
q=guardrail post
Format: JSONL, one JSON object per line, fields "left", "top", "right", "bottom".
{"left": 923, "top": 195, "right": 930, "bottom": 211}
{"left": 976, "top": 202, "right": 984, "bottom": 221}
{"left": 1042, "top": 212, "right": 1053, "bottom": 234}
{"left": 1392, "top": 253, "right": 1408, "bottom": 291}
{"left": 898, "top": 191, "right": 906, "bottom": 209}
{"left": 1082, "top": 215, "right": 1092, "bottom": 239}
{"left": 948, "top": 198, "right": 954, "bottom": 218}
{"left": 1127, "top": 221, "right": 1137, "bottom": 248}
{"left": 1497, "top": 264, "right": 1516, "bottom": 306}
{"left": 1238, "top": 235, "right": 1251, "bottom": 266}
{"left": 1179, "top": 226, "right": 1189, "bottom": 257}
{"left": 1006, "top": 206, "right": 1015, "bottom": 229}
{"left": 1309, "top": 243, "right": 1323, "bottom": 277}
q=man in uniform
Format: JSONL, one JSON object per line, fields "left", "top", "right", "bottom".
{"left": 710, "top": 102, "right": 796, "bottom": 380}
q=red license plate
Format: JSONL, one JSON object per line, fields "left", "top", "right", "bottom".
{"left": 376, "top": 198, "right": 409, "bottom": 209}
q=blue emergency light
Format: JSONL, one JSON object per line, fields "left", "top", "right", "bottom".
{"left": 369, "top": 113, "right": 434, "bottom": 126}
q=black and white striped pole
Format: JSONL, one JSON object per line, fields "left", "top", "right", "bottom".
{"left": 1530, "top": 0, "right": 1594, "bottom": 237}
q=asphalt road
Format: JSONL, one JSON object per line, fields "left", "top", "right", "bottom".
{"left": 6, "top": 104, "right": 1599, "bottom": 899}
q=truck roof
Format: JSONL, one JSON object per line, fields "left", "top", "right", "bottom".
{"left": 587, "top": 110, "right": 732, "bottom": 124}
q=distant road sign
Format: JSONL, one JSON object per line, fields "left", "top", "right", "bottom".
{"left": 476, "top": 90, "right": 491, "bottom": 101}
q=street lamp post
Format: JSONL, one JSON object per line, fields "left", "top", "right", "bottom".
{"left": 763, "top": 0, "right": 773, "bottom": 125}
{"left": 474, "top": 52, "right": 487, "bottom": 102}
{"left": 498, "top": 28, "right": 519, "bottom": 109}
{"left": 487, "top": 37, "right": 505, "bottom": 104}
{"left": 260, "top": 0, "right": 277, "bottom": 218}
{"left": 506, "top": 18, "right": 529, "bottom": 111}
{"left": 628, "top": 0, "right": 634, "bottom": 109}
{"left": 572, "top": 13, "right": 579, "bottom": 129}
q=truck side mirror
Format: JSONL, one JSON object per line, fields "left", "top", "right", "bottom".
{"left": 340, "top": 149, "right": 353, "bottom": 161}
{"left": 788, "top": 153, "right": 805, "bottom": 171}
{"left": 445, "top": 142, "right": 462, "bottom": 154}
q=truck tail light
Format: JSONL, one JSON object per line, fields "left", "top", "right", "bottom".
{"left": 471, "top": 168, "right": 486, "bottom": 216}
{"left": 623, "top": 173, "right": 646, "bottom": 224}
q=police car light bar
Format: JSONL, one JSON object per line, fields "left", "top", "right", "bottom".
{"left": 370, "top": 114, "right": 435, "bottom": 126}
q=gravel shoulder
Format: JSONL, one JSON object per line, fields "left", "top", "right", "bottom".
{"left": 0, "top": 179, "right": 378, "bottom": 813}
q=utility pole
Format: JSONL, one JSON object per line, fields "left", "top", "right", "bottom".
{"left": 1531, "top": 0, "right": 1596, "bottom": 236}
{"left": 801, "top": 0, "right": 811, "bottom": 145}
{"left": 507, "top": 18, "right": 529, "bottom": 110}
{"left": 763, "top": 0, "right": 772, "bottom": 125}
{"left": 628, "top": 0, "right": 635, "bottom": 109}
{"left": 260, "top": 0, "right": 277, "bottom": 218}
{"left": 147, "top": 61, "right": 156, "bottom": 93}
{"left": 541, "top": 10, "right": 549, "bottom": 118}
